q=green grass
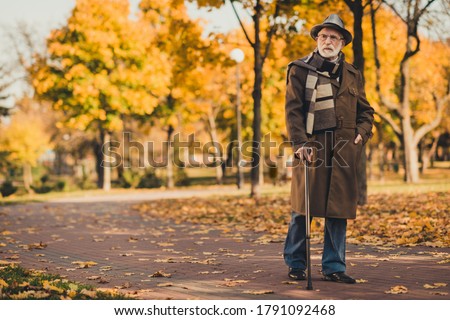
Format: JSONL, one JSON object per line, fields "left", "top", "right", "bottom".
{"left": 1, "top": 163, "right": 448, "bottom": 206}
{"left": 0, "top": 265, "right": 131, "bottom": 300}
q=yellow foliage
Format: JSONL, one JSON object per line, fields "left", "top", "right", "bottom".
{"left": 10, "top": 290, "right": 50, "bottom": 299}
{"left": 0, "top": 107, "right": 51, "bottom": 166}
{"left": 42, "top": 280, "right": 65, "bottom": 294}
{"left": 31, "top": 0, "right": 170, "bottom": 133}
{"left": 0, "top": 278, "right": 8, "bottom": 288}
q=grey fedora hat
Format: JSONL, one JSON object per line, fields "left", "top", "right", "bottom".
{"left": 310, "top": 14, "right": 352, "bottom": 45}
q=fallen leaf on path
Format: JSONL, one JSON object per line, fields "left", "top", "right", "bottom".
{"left": 187, "top": 258, "right": 219, "bottom": 265}
{"left": 157, "top": 242, "right": 174, "bottom": 247}
{"left": 150, "top": 271, "right": 172, "bottom": 278}
{"left": 423, "top": 283, "right": 447, "bottom": 289}
{"left": 385, "top": 285, "right": 408, "bottom": 294}
{"left": 356, "top": 279, "right": 368, "bottom": 283}
{"left": 282, "top": 281, "right": 299, "bottom": 285}
{"left": 120, "top": 253, "right": 134, "bottom": 257}
{"left": 430, "top": 292, "right": 448, "bottom": 296}
{"left": 154, "top": 258, "right": 175, "bottom": 263}
{"left": 128, "top": 237, "right": 139, "bottom": 243}
{"left": 243, "top": 290, "right": 274, "bottom": 295}
{"left": 86, "top": 276, "right": 101, "bottom": 280}
{"left": 218, "top": 279, "right": 249, "bottom": 287}
{"left": 99, "top": 266, "right": 112, "bottom": 271}
{"left": 19, "top": 242, "right": 47, "bottom": 250}
{"left": 71, "top": 261, "right": 98, "bottom": 268}
{"left": 137, "top": 289, "right": 154, "bottom": 293}
{"left": 157, "top": 282, "right": 173, "bottom": 287}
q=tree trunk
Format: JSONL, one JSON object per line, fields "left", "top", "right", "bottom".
{"left": 402, "top": 116, "right": 420, "bottom": 182}
{"left": 421, "top": 135, "right": 439, "bottom": 173}
{"left": 23, "top": 163, "right": 33, "bottom": 193}
{"left": 102, "top": 131, "right": 111, "bottom": 191}
{"left": 94, "top": 137, "right": 104, "bottom": 189}
{"left": 400, "top": 38, "right": 420, "bottom": 183}
{"left": 250, "top": 7, "right": 262, "bottom": 198}
{"left": 207, "top": 110, "right": 223, "bottom": 185}
{"left": 349, "top": 0, "right": 365, "bottom": 75}
{"left": 345, "top": 0, "right": 368, "bottom": 205}
{"left": 235, "top": 63, "right": 244, "bottom": 189}
{"left": 166, "top": 124, "right": 175, "bottom": 189}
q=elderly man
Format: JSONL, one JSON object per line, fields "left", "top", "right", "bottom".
{"left": 284, "top": 14, "right": 374, "bottom": 284}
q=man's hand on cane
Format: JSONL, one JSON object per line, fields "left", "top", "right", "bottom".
{"left": 295, "top": 146, "right": 313, "bottom": 163}
{"left": 297, "top": 134, "right": 362, "bottom": 163}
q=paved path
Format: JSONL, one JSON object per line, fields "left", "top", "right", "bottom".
{"left": 47, "top": 186, "right": 251, "bottom": 203}
{"left": 0, "top": 200, "right": 449, "bottom": 300}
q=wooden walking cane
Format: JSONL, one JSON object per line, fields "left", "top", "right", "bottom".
{"left": 304, "top": 147, "right": 313, "bottom": 290}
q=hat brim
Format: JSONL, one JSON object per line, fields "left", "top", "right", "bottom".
{"left": 310, "top": 23, "right": 352, "bottom": 46}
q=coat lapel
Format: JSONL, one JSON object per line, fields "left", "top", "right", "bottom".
{"left": 337, "top": 62, "right": 357, "bottom": 97}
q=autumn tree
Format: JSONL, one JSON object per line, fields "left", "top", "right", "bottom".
{"left": 139, "top": 0, "right": 217, "bottom": 188}
{"left": 0, "top": 98, "right": 52, "bottom": 192}
{"left": 371, "top": 0, "right": 450, "bottom": 182}
{"left": 30, "top": 0, "right": 169, "bottom": 190}
{"left": 0, "top": 63, "right": 15, "bottom": 120}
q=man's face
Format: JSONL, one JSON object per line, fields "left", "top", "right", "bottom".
{"left": 316, "top": 27, "right": 344, "bottom": 60}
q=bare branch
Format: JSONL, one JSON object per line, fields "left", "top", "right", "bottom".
{"left": 344, "top": 0, "right": 355, "bottom": 10}
{"left": 417, "top": 0, "right": 437, "bottom": 19}
{"left": 380, "top": 94, "right": 403, "bottom": 117}
{"left": 230, "top": 0, "right": 255, "bottom": 48}
{"left": 262, "top": 1, "right": 281, "bottom": 63}
{"left": 383, "top": 1, "right": 407, "bottom": 23}
{"left": 413, "top": 93, "right": 450, "bottom": 145}
{"left": 371, "top": 1, "right": 403, "bottom": 118}
{"left": 378, "top": 110, "right": 403, "bottom": 136}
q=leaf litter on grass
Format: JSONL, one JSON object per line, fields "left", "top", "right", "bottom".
{"left": 135, "top": 192, "right": 449, "bottom": 248}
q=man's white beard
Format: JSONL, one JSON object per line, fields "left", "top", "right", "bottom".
{"left": 318, "top": 45, "right": 341, "bottom": 60}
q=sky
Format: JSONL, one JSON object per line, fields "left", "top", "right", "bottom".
{"left": 0, "top": 0, "right": 241, "bottom": 47}
{"left": 0, "top": 0, "right": 244, "bottom": 102}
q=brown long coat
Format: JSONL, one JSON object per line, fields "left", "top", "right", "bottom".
{"left": 285, "top": 58, "right": 374, "bottom": 219}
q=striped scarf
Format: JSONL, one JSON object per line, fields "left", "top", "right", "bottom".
{"left": 293, "top": 50, "right": 343, "bottom": 134}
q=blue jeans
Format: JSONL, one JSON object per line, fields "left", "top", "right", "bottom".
{"left": 283, "top": 212, "right": 347, "bottom": 275}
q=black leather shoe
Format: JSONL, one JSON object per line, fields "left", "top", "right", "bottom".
{"left": 288, "top": 268, "right": 306, "bottom": 280}
{"left": 323, "top": 272, "right": 356, "bottom": 284}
